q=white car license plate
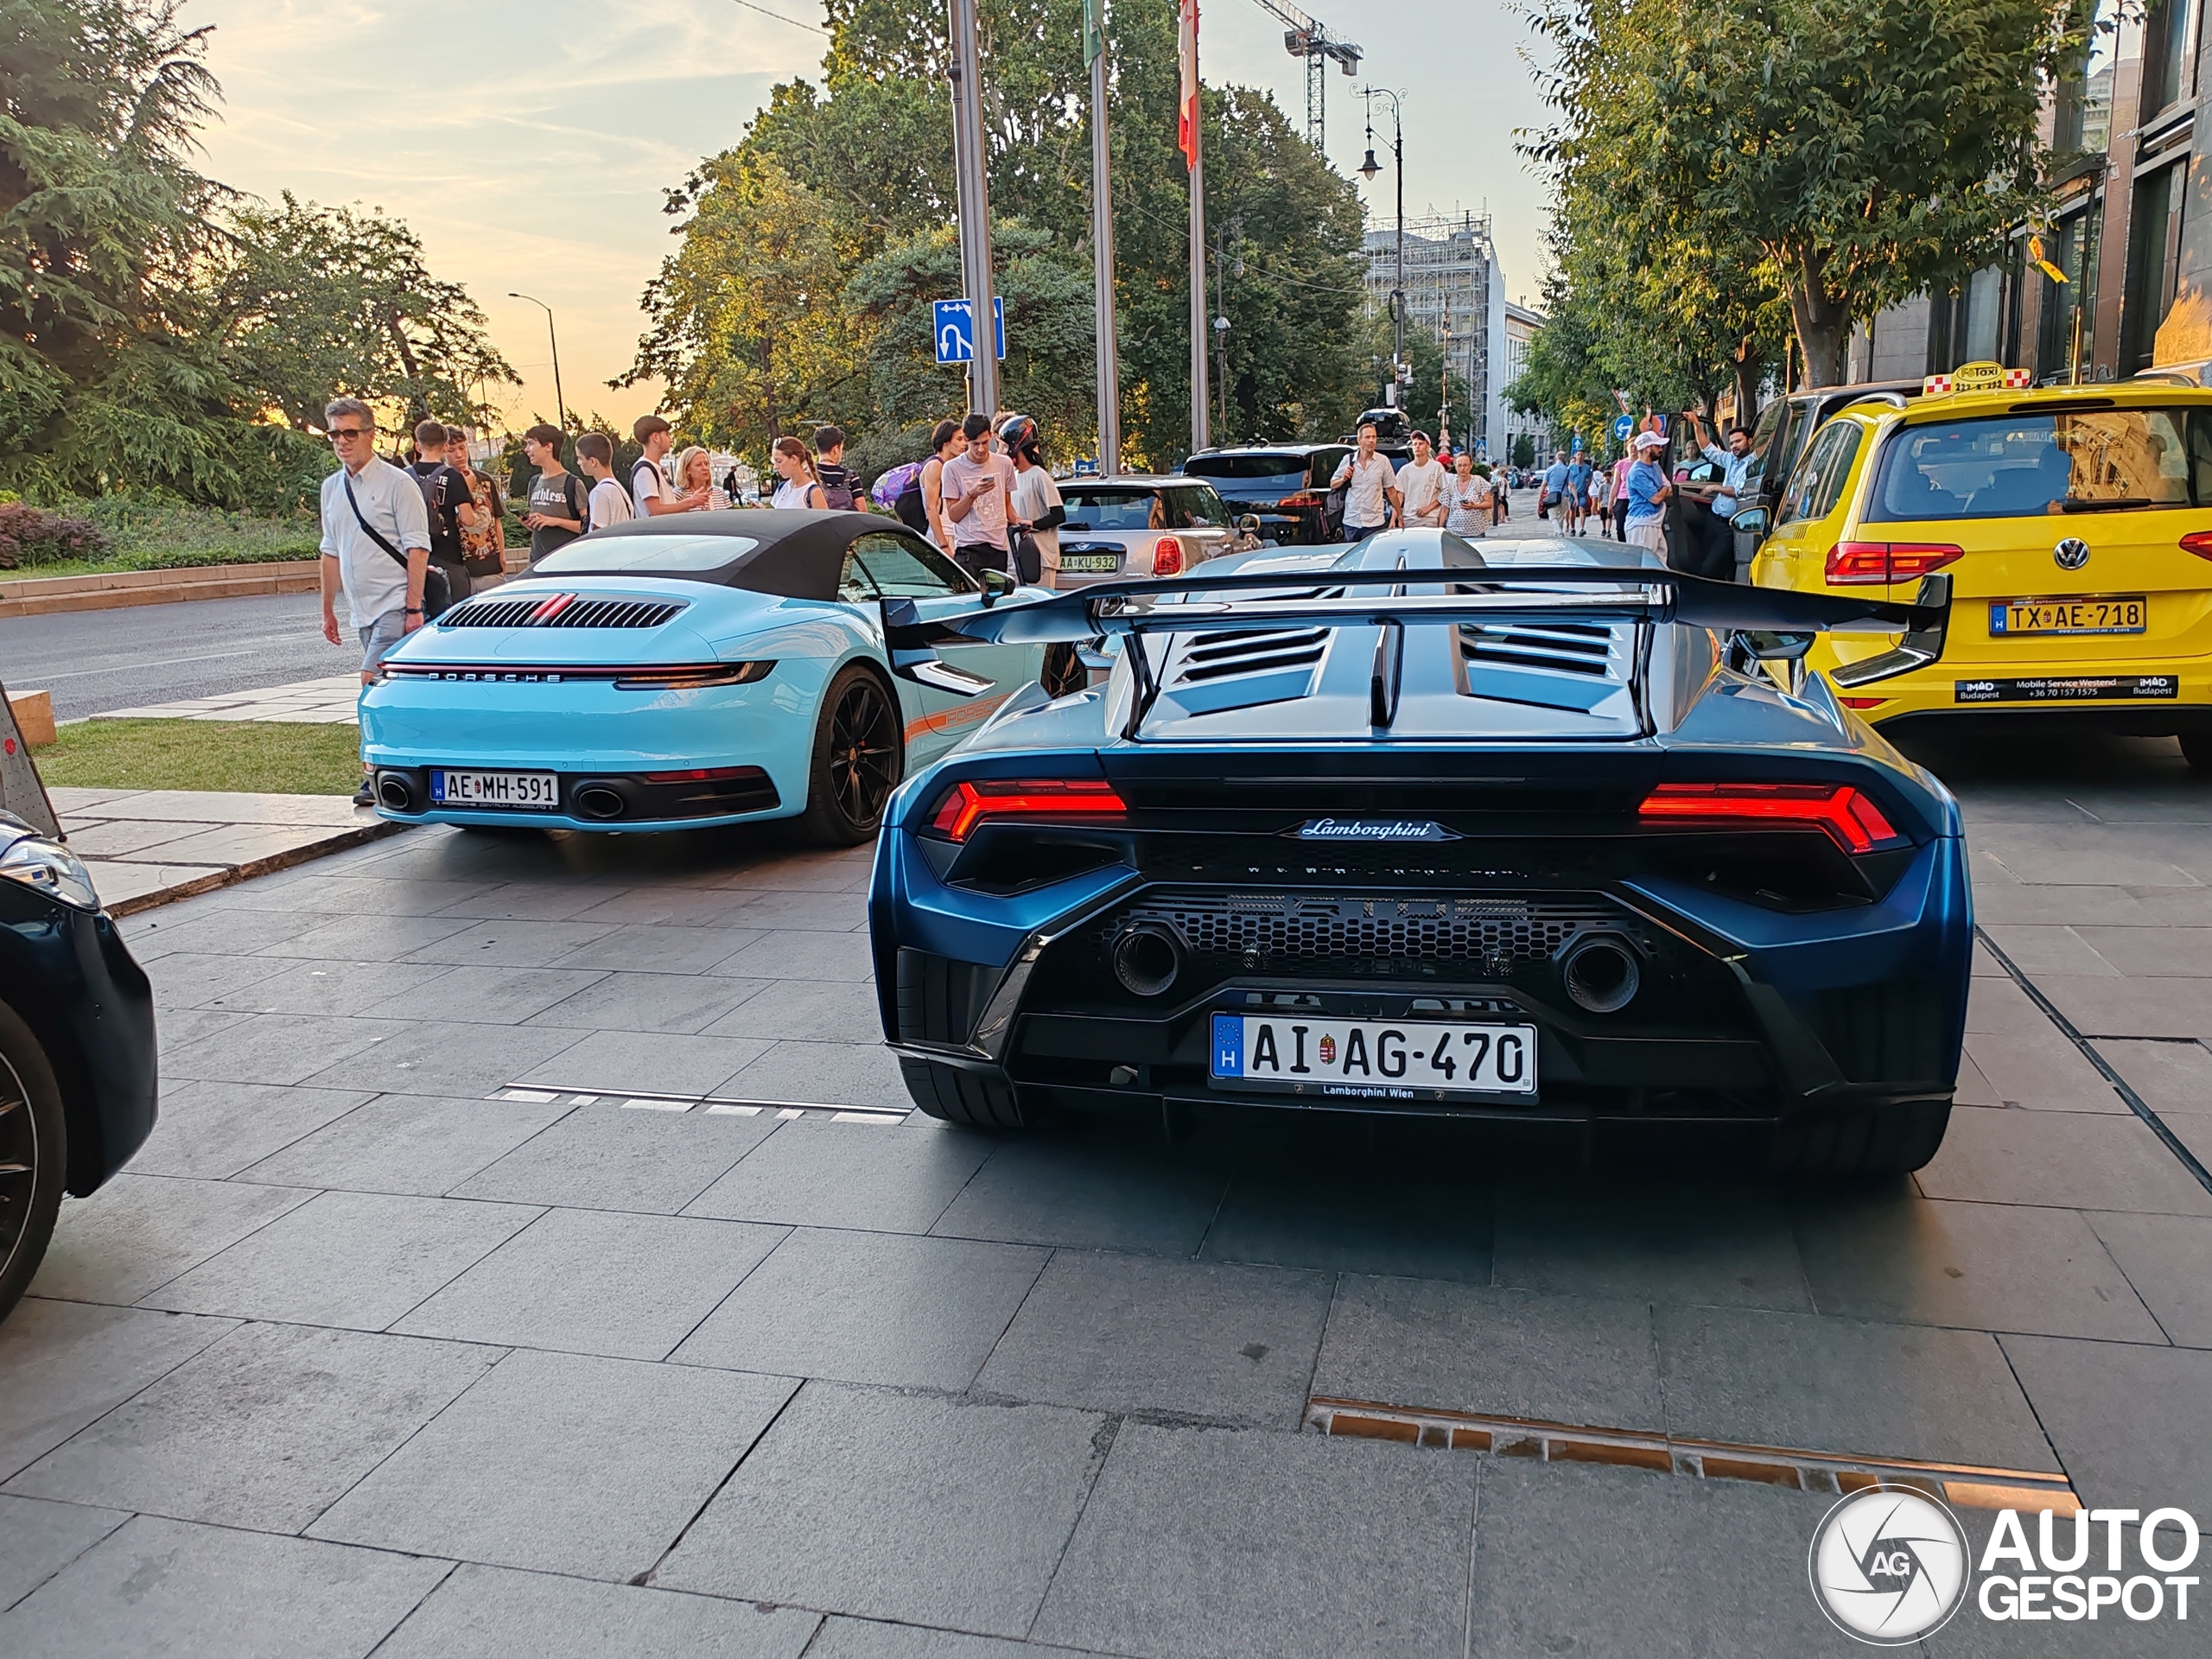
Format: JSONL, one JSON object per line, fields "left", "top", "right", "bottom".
{"left": 431, "top": 769, "right": 559, "bottom": 810}
{"left": 1210, "top": 1014, "right": 1537, "bottom": 1100}
{"left": 1059, "top": 552, "right": 1120, "bottom": 573}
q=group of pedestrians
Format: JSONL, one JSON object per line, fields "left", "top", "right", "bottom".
{"left": 1329, "top": 420, "right": 1511, "bottom": 538}
{"left": 903, "top": 412, "right": 1066, "bottom": 586}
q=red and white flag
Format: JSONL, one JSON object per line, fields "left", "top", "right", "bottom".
{"left": 1178, "top": 0, "right": 1200, "bottom": 172}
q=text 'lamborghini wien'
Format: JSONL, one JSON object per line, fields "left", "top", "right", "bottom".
{"left": 868, "top": 531, "right": 1970, "bottom": 1177}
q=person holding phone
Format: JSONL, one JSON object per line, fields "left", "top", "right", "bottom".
{"left": 940, "top": 411, "right": 1017, "bottom": 578}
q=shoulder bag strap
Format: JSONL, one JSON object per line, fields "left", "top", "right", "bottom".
{"left": 341, "top": 470, "right": 409, "bottom": 570}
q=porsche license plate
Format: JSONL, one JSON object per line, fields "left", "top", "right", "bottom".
{"left": 1210, "top": 1014, "right": 1537, "bottom": 1100}
{"left": 1989, "top": 595, "right": 2145, "bottom": 636}
{"left": 431, "top": 769, "right": 559, "bottom": 809}
{"left": 1058, "top": 553, "right": 1121, "bottom": 573}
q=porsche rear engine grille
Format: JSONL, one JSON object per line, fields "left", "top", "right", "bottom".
{"left": 1092, "top": 890, "right": 1641, "bottom": 972}
{"left": 441, "top": 594, "right": 687, "bottom": 630}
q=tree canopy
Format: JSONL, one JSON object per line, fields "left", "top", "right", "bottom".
{"left": 1, "top": 0, "right": 512, "bottom": 507}
{"left": 626, "top": 0, "right": 1371, "bottom": 474}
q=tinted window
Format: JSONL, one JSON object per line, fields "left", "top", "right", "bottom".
{"left": 1184, "top": 454, "right": 1309, "bottom": 480}
{"left": 1062, "top": 488, "right": 1172, "bottom": 531}
{"left": 847, "top": 531, "right": 975, "bottom": 597}
{"left": 1778, "top": 424, "right": 1864, "bottom": 525}
{"left": 1866, "top": 407, "right": 2207, "bottom": 520}
{"left": 532, "top": 533, "right": 760, "bottom": 575}
{"left": 1174, "top": 485, "right": 1230, "bottom": 527}
{"left": 1309, "top": 448, "right": 1350, "bottom": 487}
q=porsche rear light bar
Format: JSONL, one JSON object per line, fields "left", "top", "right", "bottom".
{"left": 929, "top": 778, "right": 1128, "bottom": 842}
{"left": 1637, "top": 782, "right": 1908, "bottom": 855}
{"left": 1824, "top": 542, "right": 1964, "bottom": 585}
{"left": 613, "top": 663, "right": 773, "bottom": 690}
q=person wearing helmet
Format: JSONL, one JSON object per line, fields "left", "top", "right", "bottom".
{"left": 1001, "top": 416, "right": 1065, "bottom": 588}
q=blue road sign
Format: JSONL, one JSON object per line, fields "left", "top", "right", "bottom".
{"left": 1611, "top": 414, "right": 1635, "bottom": 442}
{"left": 1571, "top": 433, "right": 1585, "bottom": 454}
{"left": 932, "top": 297, "right": 1007, "bottom": 365}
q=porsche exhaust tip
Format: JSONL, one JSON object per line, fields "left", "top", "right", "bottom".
{"left": 1112, "top": 923, "right": 1183, "bottom": 998}
{"left": 374, "top": 773, "right": 416, "bottom": 813}
{"left": 1560, "top": 935, "right": 1639, "bottom": 1014}
{"left": 573, "top": 784, "right": 626, "bottom": 821}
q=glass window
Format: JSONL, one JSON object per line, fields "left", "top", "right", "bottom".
{"left": 2055, "top": 0, "right": 2119, "bottom": 153}
{"left": 1778, "top": 423, "right": 1863, "bottom": 525}
{"left": 1062, "top": 487, "right": 1174, "bottom": 531}
{"left": 2123, "top": 162, "right": 2184, "bottom": 374}
{"left": 1865, "top": 408, "right": 2205, "bottom": 521}
{"left": 2143, "top": 0, "right": 2192, "bottom": 115}
{"left": 1182, "top": 454, "right": 1307, "bottom": 481}
{"left": 1173, "top": 485, "right": 1230, "bottom": 527}
{"left": 1309, "top": 448, "right": 1350, "bottom": 487}
{"left": 2036, "top": 200, "right": 2101, "bottom": 378}
{"left": 1739, "top": 396, "right": 1793, "bottom": 502}
{"left": 848, "top": 531, "right": 975, "bottom": 597}
{"left": 531, "top": 534, "right": 759, "bottom": 575}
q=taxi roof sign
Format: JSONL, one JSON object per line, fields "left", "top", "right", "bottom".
{"left": 1923, "top": 362, "right": 2033, "bottom": 397}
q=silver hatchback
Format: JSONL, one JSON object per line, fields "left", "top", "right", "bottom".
{"left": 1051, "top": 475, "right": 1260, "bottom": 589}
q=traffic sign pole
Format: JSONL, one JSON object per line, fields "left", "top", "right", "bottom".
{"left": 948, "top": 0, "right": 998, "bottom": 415}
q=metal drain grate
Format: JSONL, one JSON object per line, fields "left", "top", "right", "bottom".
{"left": 495, "top": 1086, "right": 907, "bottom": 1124}
{"left": 1306, "top": 1397, "right": 2080, "bottom": 1513}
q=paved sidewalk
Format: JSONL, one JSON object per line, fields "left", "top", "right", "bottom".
{"left": 2, "top": 741, "right": 2209, "bottom": 1656}
{"left": 53, "top": 787, "right": 401, "bottom": 915}
{"left": 91, "top": 675, "right": 363, "bottom": 725}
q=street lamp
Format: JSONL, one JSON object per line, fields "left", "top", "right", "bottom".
{"left": 509, "top": 292, "right": 566, "bottom": 430}
{"left": 1357, "top": 88, "right": 1403, "bottom": 401}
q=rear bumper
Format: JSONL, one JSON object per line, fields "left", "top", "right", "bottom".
{"left": 370, "top": 764, "right": 786, "bottom": 832}
{"left": 872, "top": 840, "right": 1973, "bottom": 1128}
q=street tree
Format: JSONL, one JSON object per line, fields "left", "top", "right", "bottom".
{"left": 1527, "top": 0, "right": 2091, "bottom": 385}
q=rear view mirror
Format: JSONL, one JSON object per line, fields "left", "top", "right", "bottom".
{"left": 979, "top": 569, "right": 1014, "bottom": 607}
{"left": 1732, "top": 507, "right": 1771, "bottom": 539}
{"left": 1236, "top": 514, "right": 1262, "bottom": 536}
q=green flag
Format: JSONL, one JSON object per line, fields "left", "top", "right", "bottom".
{"left": 1084, "top": 0, "right": 1103, "bottom": 66}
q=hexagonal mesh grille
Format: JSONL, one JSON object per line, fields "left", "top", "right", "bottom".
{"left": 1094, "top": 891, "right": 1632, "bottom": 972}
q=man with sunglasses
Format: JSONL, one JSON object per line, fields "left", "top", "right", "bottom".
{"left": 317, "top": 397, "right": 430, "bottom": 805}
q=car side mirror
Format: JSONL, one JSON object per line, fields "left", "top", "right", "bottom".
{"left": 1236, "top": 514, "right": 1262, "bottom": 537}
{"left": 1732, "top": 506, "right": 1770, "bottom": 539}
{"left": 979, "top": 569, "right": 1014, "bottom": 607}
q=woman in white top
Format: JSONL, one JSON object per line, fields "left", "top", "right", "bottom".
{"left": 671, "top": 446, "right": 728, "bottom": 511}
{"left": 1440, "top": 453, "right": 1493, "bottom": 538}
{"left": 770, "top": 436, "right": 828, "bottom": 510}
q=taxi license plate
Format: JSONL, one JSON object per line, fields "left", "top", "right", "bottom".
{"left": 430, "top": 769, "right": 559, "bottom": 809}
{"left": 1059, "top": 553, "right": 1121, "bottom": 573}
{"left": 1990, "top": 596, "right": 2145, "bottom": 636}
{"left": 1210, "top": 1014, "right": 1536, "bottom": 1101}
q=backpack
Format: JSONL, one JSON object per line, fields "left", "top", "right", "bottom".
{"left": 883, "top": 460, "right": 930, "bottom": 531}
{"left": 817, "top": 461, "right": 860, "bottom": 513}
{"left": 628, "top": 456, "right": 661, "bottom": 511}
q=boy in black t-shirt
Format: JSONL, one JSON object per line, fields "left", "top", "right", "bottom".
{"left": 410, "top": 419, "right": 480, "bottom": 601}
{"left": 521, "top": 423, "right": 588, "bottom": 562}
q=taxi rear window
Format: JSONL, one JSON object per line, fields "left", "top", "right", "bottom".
{"left": 1866, "top": 407, "right": 2212, "bottom": 520}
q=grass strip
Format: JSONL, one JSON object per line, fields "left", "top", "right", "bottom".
{"left": 40, "top": 719, "right": 361, "bottom": 795}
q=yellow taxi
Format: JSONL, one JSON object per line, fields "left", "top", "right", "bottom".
{"left": 1746, "top": 362, "right": 2212, "bottom": 772}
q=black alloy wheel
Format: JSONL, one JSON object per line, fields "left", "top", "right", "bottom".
{"left": 799, "top": 665, "right": 904, "bottom": 845}
{"left": 0, "top": 1002, "right": 67, "bottom": 1323}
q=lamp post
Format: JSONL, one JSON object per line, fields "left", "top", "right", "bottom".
{"left": 1357, "top": 88, "right": 1403, "bottom": 402}
{"left": 948, "top": 0, "right": 1000, "bottom": 416}
{"left": 509, "top": 292, "right": 565, "bottom": 430}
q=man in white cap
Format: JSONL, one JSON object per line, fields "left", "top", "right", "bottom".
{"left": 1620, "top": 430, "right": 1675, "bottom": 556}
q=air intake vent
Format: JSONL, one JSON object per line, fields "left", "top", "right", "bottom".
{"left": 1171, "top": 626, "right": 1331, "bottom": 685}
{"left": 1459, "top": 620, "right": 1618, "bottom": 678}
{"left": 441, "top": 594, "right": 687, "bottom": 630}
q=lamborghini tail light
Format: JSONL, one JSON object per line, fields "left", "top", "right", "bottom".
{"left": 1824, "top": 542, "right": 1963, "bottom": 585}
{"left": 929, "top": 778, "right": 1128, "bottom": 842}
{"left": 1637, "top": 782, "right": 1908, "bottom": 855}
{"left": 1153, "top": 535, "right": 1185, "bottom": 576}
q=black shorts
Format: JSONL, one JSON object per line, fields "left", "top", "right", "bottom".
{"left": 956, "top": 544, "right": 1008, "bottom": 579}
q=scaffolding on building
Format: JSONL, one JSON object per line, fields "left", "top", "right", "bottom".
{"left": 1363, "top": 212, "right": 1497, "bottom": 454}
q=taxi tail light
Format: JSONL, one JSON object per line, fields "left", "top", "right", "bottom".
{"left": 1824, "top": 542, "right": 1964, "bottom": 585}
{"left": 930, "top": 778, "right": 1128, "bottom": 842}
{"left": 1838, "top": 696, "right": 1888, "bottom": 710}
{"left": 2182, "top": 531, "right": 2212, "bottom": 562}
{"left": 1638, "top": 782, "right": 1909, "bottom": 855}
{"left": 1153, "top": 535, "right": 1185, "bottom": 576}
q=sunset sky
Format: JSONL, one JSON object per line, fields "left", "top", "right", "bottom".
{"left": 179, "top": 0, "right": 1550, "bottom": 433}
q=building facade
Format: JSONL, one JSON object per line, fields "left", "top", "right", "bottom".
{"left": 1362, "top": 213, "right": 1511, "bottom": 457}
{"left": 1502, "top": 302, "right": 1552, "bottom": 463}
{"left": 1847, "top": 0, "right": 2209, "bottom": 385}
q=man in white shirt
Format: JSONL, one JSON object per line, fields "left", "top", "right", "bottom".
{"left": 1330, "top": 421, "right": 1400, "bottom": 537}
{"left": 317, "top": 397, "right": 429, "bottom": 805}
{"left": 577, "top": 433, "right": 634, "bottom": 531}
{"left": 1002, "top": 418, "right": 1065, "bottom": 588}
{"left": 942, "top": 412, "right": 1018, "bottom": 577}
{"left": 1395, "top": 431, "right": 1447, "bottom": 528}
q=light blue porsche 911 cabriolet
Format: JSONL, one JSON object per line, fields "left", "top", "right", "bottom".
{"left": 359, "top": 511, "right": 1075, "bottom": 843}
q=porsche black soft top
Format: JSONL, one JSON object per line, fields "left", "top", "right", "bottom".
{"left": 546, "top": 509, "right": 903, "bottom": 601}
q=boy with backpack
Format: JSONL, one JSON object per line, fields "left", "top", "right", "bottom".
{"left": 520, "top": 423, "right": 589, "bottom": 562}
{"left": 813, "top": 425, "right": 864, "bottom": 512}
{"left": 577, "top": 433, "right": 634, "bottom": 531}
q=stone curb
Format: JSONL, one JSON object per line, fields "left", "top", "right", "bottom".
{"left": 0, "top": 559, "right": 322, "bottom": 618}
{"left": 99, "top": 817, "right": 408, "bottom": 918}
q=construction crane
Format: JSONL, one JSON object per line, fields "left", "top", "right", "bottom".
{"left": 1245, "top": 0, "right": 1362, "bottom": 152}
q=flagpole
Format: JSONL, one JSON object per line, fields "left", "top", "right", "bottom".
{"left": 1087, "top": 1, "right": 1120, "bottom": 474}
{"left": 1181, "top": 0, "right": 1210, "bottom": 454}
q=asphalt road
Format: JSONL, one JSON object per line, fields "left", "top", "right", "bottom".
{"left": 1, "top": 592, "right": 349, "bottom": 721}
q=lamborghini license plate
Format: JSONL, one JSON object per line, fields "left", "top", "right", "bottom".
{"left": 1210, "top": 1014, "right": 1536, "bottom": 1100}
{"left": 431, "top": 769, "right": 559, "bottom": 809}
{"left": 1989, "top": 595, "right": 2145, "bottom": 636}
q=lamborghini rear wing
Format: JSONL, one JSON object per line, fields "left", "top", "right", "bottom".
{"left": 884, "top": 564, "right": 1952, "bottom": 695}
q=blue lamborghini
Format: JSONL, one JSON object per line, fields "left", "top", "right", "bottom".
{"left": 360, "top": 511, "right": 1073, "bottom": 843}
{"left": 868, "top": 530, "right": 1972, "bottom": 1177}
